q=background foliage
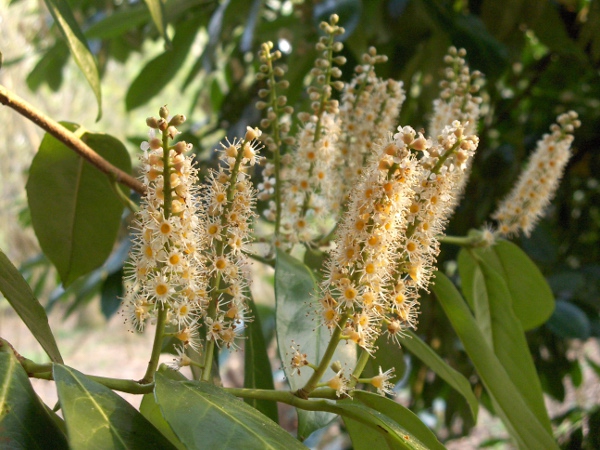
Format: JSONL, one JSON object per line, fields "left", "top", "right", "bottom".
{"left": 1, "top": 0, "right": 600, "bottom": 448}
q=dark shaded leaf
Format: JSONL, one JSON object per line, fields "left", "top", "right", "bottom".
{"left": 244, "top": 294, "right": 278, "bottom": 423}
{"left": 0, "top": 249, "right": 63, "bottom": 363}
{"left": 0, "top": 351, "right": 68, "bottom": 448}
{"left": 546, "top": 300, "right": 591, "bottom": 339}
{"left": 126, "top": 17, "right": 202, "bottom": 110}
{"left": 26, "top": 41, "right": 69, "bottom": 92}
{"left": 403, "top": 330, "right": 478, "bottom": 421}
{"left": 44, "top": 0, "right": 102, "bottom": 119}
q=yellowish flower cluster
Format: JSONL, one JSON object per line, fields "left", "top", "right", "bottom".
{"left": 123, "top": 108, "right": 206, "bottom": 352}
{"left": 336, "top": 47, "right": 406, "bottom": 203}
{"left": 320, "top": 133, "right": 421, "bottom": 353}
{"left": 123, "top": 107, "right": 263, "bottom": 366}
{"left": 319, "top": 122, "right": 479, "bottom": 356}
{"left": 429, "top": 47, "right": 483, "bottom": 137}
{"left": 200, "top": 127, "right": 263, "bottom": 349}
{"left": 493, "top": 111, "right": 581, "bottom": 237}
{"left": 280, "top": 15, "right": 346, "bottom": 242}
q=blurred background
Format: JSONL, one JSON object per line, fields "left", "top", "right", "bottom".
{"left": 1, "top": 0, "right": 599, "bottom": 448}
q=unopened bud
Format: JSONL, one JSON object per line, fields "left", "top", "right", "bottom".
{"left": 173, "top": 141, "right": 188, "bottom": 154}
{"left": 146, "top": 117, "right": 159, "bottom": 128}
{"left": 169, "top": 114, "right": 186, "bottom": 126}
{"left": 331, "top": 360, "right": 342, "bottom": 372}
{"left": 159, "top": 105, "right": 169, "bottom": 119}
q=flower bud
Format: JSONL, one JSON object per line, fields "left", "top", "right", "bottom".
{"left": 169, "top": 114, "right": 186, "bottom": 127}
{"left": 146, "top": 117, "right": 159, "bottom": 128}
{"left": 159, "top": 105, "right": 169, "bottom": 119}
{"left": 245, "top": 126, "right": 261, "bottom": 141}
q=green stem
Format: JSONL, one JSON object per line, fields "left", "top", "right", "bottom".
{"left": 350, "top": 349, "right": 371, "bottom": 388}
{"left": 297, "top": 312, "right": 349, "bottom": 399}
{"left": 439, "top": 234, "right": 478, "bottom": 247}
{"left": 19, "top": 357, "right": 153, "bottom": 394}
{"left": 109, "top": 178, "right": 139, "bottom": 213}
{"left": 225, "top": 387, "right": 398, "bottom": 435}
{"left": 265, "top": 55, "right": 284, "bottom": 236}
{"left": 161, "top": 130, "right": 172, "bottom": 219}
{"left": 140, "top": 305, "right": 168, "bottom": 384}
{"left": 201, "top": 338, "right": 216, "bottom": 382}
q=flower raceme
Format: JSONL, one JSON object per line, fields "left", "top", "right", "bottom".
{"left": 320, "top": 122, "right": 479, "bottom": 356}
{"left": 122, "top": 107, "right": 263, "bottom": 370}
{"left": 123, "top": 108, "right": 207, "bottom": 356}
{"left": 493, "top": 111, "right": 581, "bottom": 237}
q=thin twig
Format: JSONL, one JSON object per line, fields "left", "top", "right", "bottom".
{"left": 0, "top": 84, "right": 145, "bottom": 195}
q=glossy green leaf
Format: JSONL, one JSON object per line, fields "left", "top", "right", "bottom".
{"left": 403, "top": 330, "right": 478, "bottom": 421}
{"left": 458, "top": 240, "right": 555, "bottom": 330}
{"left": 244, "top": 294, "right": 278, "bottom": 423}
{"left": 339, "top": 399, "right": 429, "bottom": 450}
{"left": 100, "top": 269, "right": 124, "bottom": 319}
{"left": 0, "top": 249, "right": 63, "bottom": 363}
{"left": 144, "top": 0, "right": 171, "bottom": 46}
{"left": 26, "top": 40, "right": 69, "bottom": 92}
{"left": 546, "top": 300, "right": 591, "bottom": 339}
{"left": 85, "top": 5, "right": 150, "bottom": 39}
{"left": 476, "top": 261, "right": 552, "bottom": 432}
{"left": 26, "top": 124, "right": 131, "bottom": 287}
{"left": 154, "top": 374, "right": 304, "bottom": 449}
{"left": 53, "top": 364, "right": 175, "bottom": 449}
{"left": 140, "top": 366, "right": 187, "bottom": 450}
{"left": 432, "top": 271, "right": 558, "bottom": 450}
{"left": 43, "top": 0, "right": 102, "bottom": 120}
{"left": 352, "top": 391, "right": 444, "bottom": 450}
{"left": 126, "top": 17, "right": 201, "bottom": 110}
{"left": 362, "top": 334, "right": 406, "bottom": 382}
{"left": 0, "top": 352, "right": 68, "bottom": 448}
{"left": 274, "top": 250, "right": 356, "bottom": 439}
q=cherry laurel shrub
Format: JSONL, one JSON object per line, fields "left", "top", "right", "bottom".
{"left": 0, "top": 14, "right": 580, "bottom": 450}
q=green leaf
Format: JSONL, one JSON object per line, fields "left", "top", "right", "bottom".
{"left": 85, "top": 5, "right": 150, "bottom": 39}
{"left": 53, "top": 364, "right": 176, "bottom": 449}
{"left": 0, "top": 352, "right": 68, "bottom": 448}
{"left": 26, "top": 124, "right": 131, "bottom": 287}
{"left": 126, "top": 17, "right": 202, "bottom": 111}
{"left": 0, "top": 249, "right": 63, "bottom": 363}
{"left": 140, "top": 366, "right": 187, "bottom": 450}
{"left": 274, "top": 250, "right": 356, "bottom": 439}
{"left": 432, "top": 271, "right": 558, "bottom": 450}
{"left": 26, "top": 40, "right": 69, "bottom": 92}
{"left": 546, "top": 300, "right": 591, "bottom": 339}
{"left": 100, "top": 269, "right": 124, "bottom": 319}
{"left": 144, "top": 0, "right": 171, "bottom": 47}
{"left": 351, "top": 391, "right": 445, "bottom": 450}
{"left": 458, "top": 240, "right": 555, "bottom": 330}
{"left": 403, "top": 330, "right": 478, "bottom": 421}
{"left": 476, "top": 261, "right": 552, "bottom": 432}
{"left": 244, "top": 294, "right": 279, "bottom": 423}
{"left": 43, "top": 0, "right": 102, "bottom": 120}
{"left": 338, "top": 399, "right": 429, "bottom": 450}
{"left": 154, "top": 374, "right": 305, "bottom": 449}
{"left": 362, "top": 334, "right": 406, "bottom": 382}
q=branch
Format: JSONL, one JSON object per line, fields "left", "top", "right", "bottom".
{"left": 0, "top": 84, "right": 146, "bottom": 195}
